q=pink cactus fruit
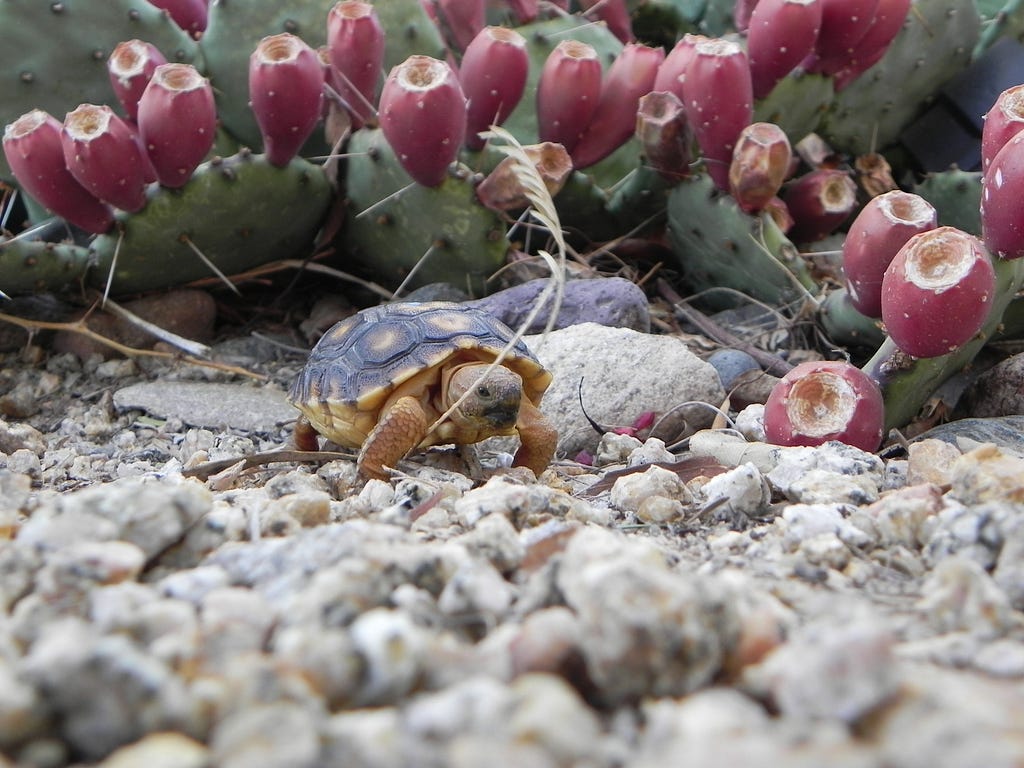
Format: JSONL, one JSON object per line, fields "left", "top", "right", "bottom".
{"left": 982, "top": 131, "right": 1024, "bottom": 260}
{"left": 536, "top": 40, "right": 602, "bottom": 154}
{"left": 61, "top": 104, "right": 149, "bottom": 212}
{"left": 653, "top": 34, "right": 706, "bottom": 104}
{"left": 881, "top": 227, "right": 996, "bottom": 358}
{"left": 506, "top": 0, "right": 539, "bottom": 23}
{"left": 728, "top": 121, "right": 792, "bottom": 213}
{"left": 781, "top": 168, "right": 857, "bottom": 242}
{"left": 437, "top": 0, "right": 485, "bottom": 52}
{"left": 841, "top": 190, "right": 937, "bottom": 318}
{"left": 579, "top": 0, "right": 633, "bottom": 44}
{"left": 2, "top": 110, "right": 113, "bottom": 233}
{"left": 249, "top": 33, "right": 325, "bottom": 167}
{"left": 733, "top": 0, "right": 759, "bottom": 31}
{"left": 136, "top": 63, "right": 216, "bottom": 188}
{"left": 829, "top": 0, "right": 910, "bottom": 89}
{"left": 107, "top": 40, "right": 168, "bottom": 123}
{"left": 146, "top": 0, "right": 208, "bottom": 37}
{"left": 636, "top": 90, "right": 693, "bottom": 179}
{"left": 683, "top": 37, "right": 753, "bottom": 190}
{"left": 378, "top": 55, "right": 467, "bottom": 187}
{"left": 808, "top": 0, "right": 881, "bottom": 76}
{"left": 981, "top": 84, "right": 1024, "bottom": 173}
{"left": 571, "top": 43, "right": 664, "bottom": 170}
{"left": 746, "top": 0, "right": 823, "bottom": 99}
{"left": 764, "top": 360, "right": 885, "bottom": 452}
{"left": 460, "top": 26, "right": 528, "bottom": 150}
{"left": 326, "top": 1, "right": 385, "bottom": 128}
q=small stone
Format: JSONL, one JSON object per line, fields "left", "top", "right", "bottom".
{"left": 271, "top": 491, "right": 332, "bottom": 527}
{"left": 700, "top": 462, "right": 772, "bottom": 518}
{"left": 158, "top": 565, "right": 232, "bottom": 604}
{"left": 610, "top": 465, "right": 690, "bottom": 513}
{"left": 210, "top": 702, "right": 321, "bottom": 768}
{"left": 5, "top": 449, "right": 41, "bottom": 480}
{"left": 113, "top": 381, "right": 295, "bottom": 434}
{"left": 627, "top": 437, "right": 675, "bottom": 467}
{"left": 349, "top": 608, "right": 428, "bottom": 706}
{"left": 272, "top": 626, "right": 362, "bottom": 708}
{"left": 907, "top": 438, "right": 961, "bottom": 486}
{"left": 509, "top": 607, "right": 583, "bottom": 677}
{"left": 437, "top": 556, "right": 515, "bottom": 624}
{"left": 918, "top": 556, "right": 1018, "bottom": 639}
{"left": 994, "top": 517, "right": 1024, "bottom": 610}
{"left": 594, "top": 432, "right": 643, "bottom": 466}
{"left": 0, "top": 658, "right": 47, "bottom": 748}
{"left": 780, "top": 504, "right": 876, "bottom": 550}
{"left": 734, "top": 404, "right": 767, "bottom": 442}
{"left": 321, "top": 708, "right": 403, "bottom": 767}
{"left": 199, "top": 587, "right": 275, "bottom": 665}
{"left": 457, "top": 512, "right": 524, "bottom": 574}
{"left": 636, "top": 495, "right": 687, "bottom": 523}
{"left": 0, "top": 419, "right": 45, "bottom": 456}
{"left": 867, "top": 484, "right": 944, "bottom": 549}
{"left": 97, "top": 732, "right": 209, "bottom": 768}
{"left": 453, "top": 476, "right": 588, "bottom": 529}
{"left": 784, "top": 468, "right": 880, "bottom": 505}
{"left": 949, "top": 443, "right": 1024, "bottom": 505}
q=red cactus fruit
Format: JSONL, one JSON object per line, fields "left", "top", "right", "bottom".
{"left": 571, "top": 43, "right": 664, "bottom": 170}
{"left": 107, "top": 40, "right": 168, "bottom": 122}
{"left": 764, "top": 360, "right": 884, "bottom": 452}
{"left": 808, "top": 0, "right": 880, "bottom": 76}
{"left": 136, "top": 63, "right": 216, "bottom": 188}
{"left": 506, "top": 0, "right": 539, "bottom": 23}
{"left": 3, "top": 110, "right": 113, "bottom": 233}
{"left": 781, "top": 168, "right": 857, "bottom": 243}
{"left": 437, "top": 0, "right": 485, "bottom": 52}
{"left": 881, "top": 227, "right": 996, "bottom": 358}
{"left": 653, "top": 34, "right": 706, "bottom": 102}
{"left": 829, "top": 0, "right": 910, "bottom": 90}
{"left": 636, "top": 90, "right": 692, "bottom": 179}
{"left": 460, "top": 26, "right": 528, "bottom": 150}
{"left": 326, "top": 1, "right": 385, "bottom": 128}
{"left": 683, "top": 37, "right": 753, "bottom": 190}
{"left": 536, "top": 40, "right": 602, "bottom": 154}
{"left": 733, "top": 0, "right": 758, "bottom": 31}
{"left": 579, "top": 0, "right": 633, "bottom": 44}
{"left": 747, "top": 0, "right": 822, "bottom": 99}
{"left": 146, "top": 0, "right": 207, "bottom": 37}
{"left": 61, "top": 104, "right": 149, "bottom": 213}
{"left": 842, "top": 190, "right": 937, "bottom": 318}
{"left": 982, "top": 131, "right": 1024, "bottom": 260}
{"left": 379, "top": 55, "right": 467, "bottom": 187}
{"left": 249, "top": 34, "right": 325, "bottom": 167}
{"left": 728, "top": 122, "right": 792, "bottom": 213}
{"left": 981, "top": 85, "right": 1024, "bottom": 173}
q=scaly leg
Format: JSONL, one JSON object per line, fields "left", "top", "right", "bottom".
{"left": 292, "top": 416, "right": 321, "bottom": 452}
{"left": 358, "top": 395, "right": 429, "bottom": 480}
{"left": 512, "top": 398, "right": 558, "bottom": 476}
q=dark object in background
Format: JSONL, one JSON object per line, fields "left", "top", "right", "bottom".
{"left": 900, "top": 37, "right": 1024, "bottom": 172}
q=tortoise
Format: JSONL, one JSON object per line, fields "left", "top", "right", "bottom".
{"left": 288, "top": 301, "right": 558, "bottom": 480}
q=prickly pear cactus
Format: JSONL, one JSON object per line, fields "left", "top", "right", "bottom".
{"left": 821, "top": 0, "right": 981, "bottom": 156}
{"left": 88, "top": 151, "right": 331, "bottom": 294}
{"left": 341, "top": 128, "right": 508, "bottom": 296}
{"left": 913, "top": 168, "right": 982, "bottom": 235}
{"left": 754, "top": 73, "right": 834, "bottom": 147}
{"left": 0, "top": 0, "right": 200, "bottom": 181}
{"left": 0, "top": 238, "right": 93, "bottom": 295}
{"left": 666, "top": 172, "right": 816, "bottom": 308}
{"left": 974, "top": 0, "right": 1024, "bottom": 57}
{"left": 201, "top": 0, "right": 444, "bottom": 150}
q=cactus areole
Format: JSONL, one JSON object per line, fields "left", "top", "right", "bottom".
{"left": 881, "top": 227, "right": 996, "bottom": 359}
{"left": 764, "top": 361, "right": 884, "bottom": 452}
{"left": 379, "top": 56, "right": 467, "bottom": 187}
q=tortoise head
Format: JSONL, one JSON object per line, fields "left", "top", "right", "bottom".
{"left": 446, "top": 363, "right": 523, "bottom": 433}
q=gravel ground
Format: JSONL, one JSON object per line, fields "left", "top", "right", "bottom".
{"left": 1, "top": 323, "right": 1024, "bottom": 768}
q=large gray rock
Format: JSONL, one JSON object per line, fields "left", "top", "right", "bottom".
{"left": 526, "top": 323, "right": 725, "bottom": 457}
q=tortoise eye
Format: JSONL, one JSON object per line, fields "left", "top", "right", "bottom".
{"left": 477, "top": 385, "right": 491, "bottom": 398}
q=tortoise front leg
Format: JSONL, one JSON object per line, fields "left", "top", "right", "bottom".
{"left": 358, "top": 395, "right": 429, "bottom": 480}
{"left": 512, "top": 398, "right": 558, "bottom": 476}
{"left": 292, "top": 415, "right": 321, "bottom": 452}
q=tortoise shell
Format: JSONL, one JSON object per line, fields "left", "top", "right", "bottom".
{"left": 288, "top": 301, "right": 552, "bottom": 448}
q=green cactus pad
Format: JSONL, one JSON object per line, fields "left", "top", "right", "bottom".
{"left": 913, "top": 168, "right": 982, "bottom": 235}
{"left": 666, "top": 172, "right": 816, "bottom": 309}
{"left": 341, "top": 129, "right": 508, "bottom": 296}
{"left": 974, "top": 0, "right": 1024, "bottom": 58}
{"left": 88, "top": 152, "right": 330, "bottom": 294}
{"left": 0, "top": 0, "right": 199, "bottom": 181}
{"left": 821, "top": 0, "right": 981, "bottom": 156}
{"left": 754, "top": 72, "right": 833, "bottom": 145}
{"left": 201, "top": 0, "right": 444, "bottom": 151}
{"left": 0, "top": 238, "right": 93, "bottom": 296}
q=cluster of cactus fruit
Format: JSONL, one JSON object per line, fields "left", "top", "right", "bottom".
{"left": 1, "top": 0, "right": 1023, "bottom": 451}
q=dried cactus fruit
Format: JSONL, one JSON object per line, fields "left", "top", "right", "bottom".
{"left": 881, "top": 227, "right": 996, "bottom": 358}
{"left": 61, "top": 104, "right": 149, "bottom": 212}
{"left": 137, "top": 63, "right": 216, "bottom": 188}
{"left": 249, "top": 34, "right": 325, "bottom": 167}
{"left": 636, "top": 91, "right": 692, "bottom": 179}
{"left": 378, "top": 55, "right": 467, "bottom": 187}
{"left": 842, "top": 190, "right": 937, "bottom": 318}
{"left": 764, "top": 360, "right": 885, "bottom": 451}
{"left": 728, "top": 122, "right": 792, "bottom": 213}
{"left": 2, "top": 110, "right": 114, "bottom": 234}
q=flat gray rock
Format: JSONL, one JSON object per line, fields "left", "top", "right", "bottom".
{"left": 113, "top": 382, "right": 295, "bottom": 433}
{"left": 912, "top": 416, "right": 1024, "bottom": 455}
